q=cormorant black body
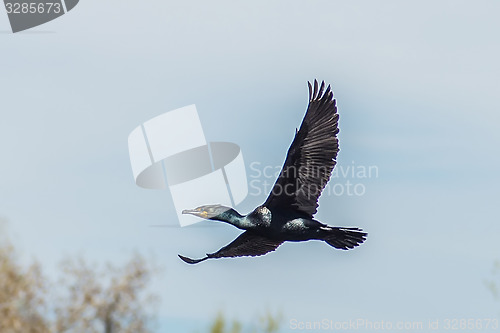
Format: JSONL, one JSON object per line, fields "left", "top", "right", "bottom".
{"left": 179, "top": 80, "right": 367, "bottom": 264}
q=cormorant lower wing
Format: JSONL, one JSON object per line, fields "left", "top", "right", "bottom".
{"left": 263, "top": 80, "right": 339, "bottom": 218}
{"left": 178, "top": 231, "right": 283, "bottom": 264}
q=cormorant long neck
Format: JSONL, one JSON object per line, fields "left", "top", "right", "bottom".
{"left": 212, "top": 208, "right": 252, "bottom": 230}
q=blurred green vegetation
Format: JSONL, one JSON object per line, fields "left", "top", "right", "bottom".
{"left": 208, "top": 310, "right": 282, "bottom": 333}
{"left": 485, "top": 259, "right": 500, "bottom": 301}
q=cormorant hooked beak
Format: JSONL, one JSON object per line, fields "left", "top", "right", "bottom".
{"left": 182, "top": 208, "right": 209, "bottom": 219}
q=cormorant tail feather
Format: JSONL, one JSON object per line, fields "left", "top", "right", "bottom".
{"left": 324, "top": 227, "right": 367, "bottom": 250}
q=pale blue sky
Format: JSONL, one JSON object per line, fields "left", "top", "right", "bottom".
{"left": 1, "top": 1, "right": 500, "bottom": 332}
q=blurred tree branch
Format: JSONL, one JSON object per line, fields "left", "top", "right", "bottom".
{"left": 0, "top": 221, "right": 158, "bottom": 333}
{"left": 54, "top": 254, "right": 158, "bottom": 333}
{"left": 0, "top": 241, "right": 48, "bottom": 333}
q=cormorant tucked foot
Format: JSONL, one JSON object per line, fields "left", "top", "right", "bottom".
{"left": 179, "top": 80, "right": 367, "bottom": 264}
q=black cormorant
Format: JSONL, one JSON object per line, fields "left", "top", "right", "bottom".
{"left": 179, "top": 80, "right": 366, "bottom": 264}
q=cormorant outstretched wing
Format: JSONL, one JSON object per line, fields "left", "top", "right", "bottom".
{"left": 178, "top": 231, "right": 283, "bottom": 264}
{"left": 263, "top": 80, "right": 339, "bottom": 218}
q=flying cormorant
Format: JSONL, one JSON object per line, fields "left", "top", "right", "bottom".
{"left": 179, "top": 80, "right": 366, "bottom": 264}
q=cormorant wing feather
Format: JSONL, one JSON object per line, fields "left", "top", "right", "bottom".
{"left": 263, "top": 80, "right": 339, "bottom": 217}
{"left": 178, "top": 231, "right": 283, "bottom": 264}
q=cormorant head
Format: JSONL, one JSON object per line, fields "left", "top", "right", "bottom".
{"left": 182, "top": 204, "right": 234, "bottom": 220}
